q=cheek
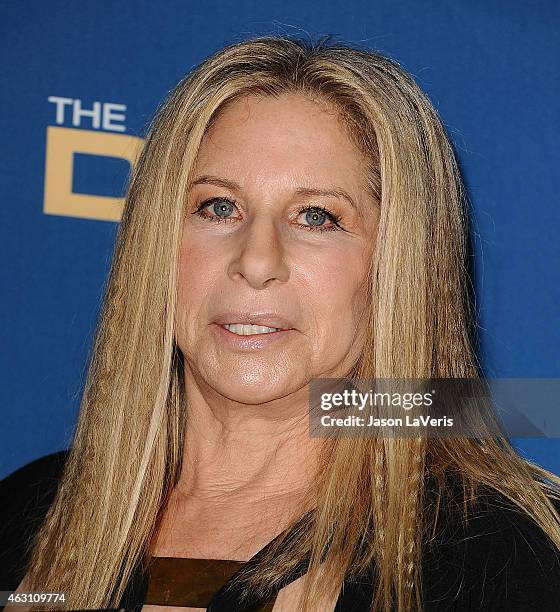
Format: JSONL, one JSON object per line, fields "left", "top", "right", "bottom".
{"left": 301, "top": 250, "right": 369, "bottom": 349}
{"left": 176, "top": 235, "right": 220, "bottom": 332}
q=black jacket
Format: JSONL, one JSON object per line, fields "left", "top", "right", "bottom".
{"left": 2, "top": 449, "right": 560, "bottom": 611}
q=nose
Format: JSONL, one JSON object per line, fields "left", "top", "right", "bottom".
{"left": 227, "top": 215, "right": 290, "bottom": 289}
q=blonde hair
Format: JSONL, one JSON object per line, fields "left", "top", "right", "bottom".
{"left": 24, "top": 34, "right": 560, "bottom": 611}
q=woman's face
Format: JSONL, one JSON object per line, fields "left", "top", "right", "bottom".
{"left": 176, "top": 93, "right": 379, "bottom": 405}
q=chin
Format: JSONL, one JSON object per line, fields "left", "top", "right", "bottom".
{"left": 211, "top": 372, "right": 299, "bottom": 403}
{"left": 222, "top": 380, "right": 289, "bottom": 401}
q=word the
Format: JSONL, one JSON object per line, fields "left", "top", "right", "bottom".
{"left": 48, "top": 96, "right": 126, "bottom": 132}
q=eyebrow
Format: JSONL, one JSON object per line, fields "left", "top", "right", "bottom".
{"left": 189, "top": 174, "right": 359, "bottom": 211}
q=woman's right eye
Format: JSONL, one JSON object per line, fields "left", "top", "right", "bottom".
{"left": 192, "top": 197, "right": 239, "bottom": 223}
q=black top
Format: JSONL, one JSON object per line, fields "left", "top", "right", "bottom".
{"left": 2, "top": 449, "right": 560, "bottom": 611}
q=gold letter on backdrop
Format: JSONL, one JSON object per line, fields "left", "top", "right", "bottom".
{"left": 43, "top": 126, "right": 143, "bottom": 222}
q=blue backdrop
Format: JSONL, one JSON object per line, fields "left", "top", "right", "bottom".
{"left": 2, "top": 1, "right": 559, "bottom": 479}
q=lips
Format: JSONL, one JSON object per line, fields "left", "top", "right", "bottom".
{"left": 212, "top": 311, "right": 295, "bottom": 331}
{"left": 211, "top": 320, "right": 296, "bottom": 350}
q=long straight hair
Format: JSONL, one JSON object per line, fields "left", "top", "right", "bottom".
{"left": 24, "top": 34, "right": 560, "bottom": 611}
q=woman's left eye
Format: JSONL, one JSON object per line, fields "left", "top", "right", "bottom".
{"left": 296, "top": 205, "right": 342, "bottom": 232}
{"left": 192, "top": 197, "right": 343, "bottom": 233}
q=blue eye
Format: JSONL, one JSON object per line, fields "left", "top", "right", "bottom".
{"left": 192, "top": 197, "right": 343, "bottom": 233}
{"left": 192, "top": 197, "right": 238, "bottom": 224}
{"left": 296, "top": 205, "right": 342, "bottom": 232}
{"left": 211, "top": 199, "right": 235, "bottom": 218}
{"left": 302, "top": 207, "right": 334, "bottom": 229}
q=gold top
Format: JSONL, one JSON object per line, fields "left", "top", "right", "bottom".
{"left": 144, "top": 556, "right": 277, "bottom": 611}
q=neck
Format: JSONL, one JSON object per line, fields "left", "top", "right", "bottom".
{"left": 176, "top": 367, "right": 323, "bottom": 507}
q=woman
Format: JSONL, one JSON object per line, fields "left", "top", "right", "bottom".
{"left": 4, "top": 34, "right": 560, "bottom": 611}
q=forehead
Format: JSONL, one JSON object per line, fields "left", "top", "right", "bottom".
{"left": 193, "top": 93, "right": 368, "bottom": 188}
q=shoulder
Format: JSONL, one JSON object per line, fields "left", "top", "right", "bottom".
{"left": 0, "top": 449, "right": 70, "bottom": 589}
{"left": 423, "top": 483, "right": 560, "bottom": 611}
